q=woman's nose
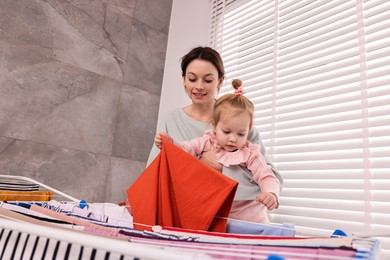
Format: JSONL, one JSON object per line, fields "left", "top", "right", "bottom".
{"left": 195, "top": 82, "right": 204, "bottom": 90}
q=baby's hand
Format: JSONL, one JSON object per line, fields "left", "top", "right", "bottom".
{"left": 256, "top": 192, "right": 279, "bottom": 210}
{"left": 154, "top": 132, "right": 172, "bottom": 149}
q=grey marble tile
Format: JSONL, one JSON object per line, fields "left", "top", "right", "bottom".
{"left": 0, "top": 0, "right": 135, "bottom": 82}
{"left": 105, "top": 156, "right": 145, "bottom": 203}
{"left": 0, "top": 41, "right": 122, "bottom": 155}
{"left": 42, "top": 0, "right": 133, "bottom": 82}
{"left": 102, "top": 0, "right": 136, "bottom": 17}
{"left": 0, "top": 0, "right": 55, "bottom": 57}
{"left": 0, "top": 139, "right": 111, "bottom": 203}
{"left": 0, "top": 137, "right": 15, "bottom": 155}
{"left": 112, "top": 85, "right": 159, "bottom": 161}
{"left": 133, "top": 0, "right": 172, "bottom": 32}
{"left": 124, "top": 19, "right": 168, "bottom": 95}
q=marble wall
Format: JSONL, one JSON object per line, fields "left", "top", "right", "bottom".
{"left": 0, "top": 0, "right": 172, "bottom": 203}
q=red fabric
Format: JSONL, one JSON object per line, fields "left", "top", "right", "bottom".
{"left": 127, "top": 136, "right": 238, "bottom": 233}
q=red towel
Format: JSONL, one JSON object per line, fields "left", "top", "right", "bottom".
{"left": 127, "top": 136, "right": 238, "bottom": 233}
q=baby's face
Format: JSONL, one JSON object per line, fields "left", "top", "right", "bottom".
{"left": 214, "top": 111, "right": 250, "bottom": 152}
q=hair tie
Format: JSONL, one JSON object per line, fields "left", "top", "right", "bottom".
{"left": 234, "top": 87, "right": 245, "bottom": 95}
{"left": 232, "top": 79, "right": 244, "bottom": 95}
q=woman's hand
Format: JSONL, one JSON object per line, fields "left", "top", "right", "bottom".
{"left": 256, "top": 192, "right": 279, "bottom": 210}
{"left": 154, "top": 132, "right": 173, "bottom": 149}
{"left": 200, "top": 149, "right": 223, "bottom": 172}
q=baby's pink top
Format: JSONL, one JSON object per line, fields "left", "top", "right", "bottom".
{"left": 174, "top": 130, "right": 280, "bottom": 197}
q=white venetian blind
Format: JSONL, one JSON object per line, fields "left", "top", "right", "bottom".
{"left": 209, "top": 0, "right": 390, "bottom": 258}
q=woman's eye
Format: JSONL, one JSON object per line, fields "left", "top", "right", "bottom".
{"left": 205, "top": 80, "right": 213, "bottom": 83}
{"left": 189, "top": 78, "right": 196, "bottom": 82}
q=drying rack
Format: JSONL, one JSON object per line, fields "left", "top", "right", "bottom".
{"left": 0, "top": 174, "right": 381, "bottom": 259}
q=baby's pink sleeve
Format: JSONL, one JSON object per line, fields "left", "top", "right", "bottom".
{"left": 246, "top": 146, "right": 281, "bottom": 196}
{"left": 173, "top": 136, "right": 209, "bottom": 157}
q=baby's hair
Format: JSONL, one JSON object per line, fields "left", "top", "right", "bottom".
{"left": 213, "top": 79, "right": 254, "bottom": 129}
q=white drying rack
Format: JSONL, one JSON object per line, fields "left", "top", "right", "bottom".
{"left": 0, "top": 174, "right": 381, "bottom": 260}
{"left": 0, "top": 174, "right": 209, "bottom": 259}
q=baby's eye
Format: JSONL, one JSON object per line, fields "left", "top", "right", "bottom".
{"left": 238, "top": 133, "right": 245, "bottom": 137}
{"left": 223, "top": 131, "right": 230, "bottom": 134}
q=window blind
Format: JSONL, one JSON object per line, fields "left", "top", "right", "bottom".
{"left": 209, "top": 0, "right": 390, "bottom": 258}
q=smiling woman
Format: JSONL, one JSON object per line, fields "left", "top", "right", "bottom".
{"left": 147, "top": 46, "right": 225, "bottom": 167}
{"left": 147, "top": 46, "right": 282, "bottom": 179}
{"left": 146, "top": 46, "right": 283, "bottom": 221}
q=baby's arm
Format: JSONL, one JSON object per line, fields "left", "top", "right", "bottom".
{"left": 246, "top": 146, "right": 281, "bottom": 210}
{"left": 173, "top": 136, "right": 209, "bottom": 157}
{"left": 154, "top": 132, "right": 173, "bottom": 149}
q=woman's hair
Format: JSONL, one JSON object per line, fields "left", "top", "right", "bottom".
{"left": 180, "top": 46, "right": 225, "bottom": 80}
{"left": 213, "top": 79, "right": 254, "bottom": 129}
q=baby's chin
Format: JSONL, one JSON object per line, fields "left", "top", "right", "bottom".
{"left": 223, "top": 145, "right": 239, "bottom": 152}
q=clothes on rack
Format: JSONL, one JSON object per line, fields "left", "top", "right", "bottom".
{"left": 0, "top": 174, "right": 380, "bottom": 259}
{"left": 0, "top": 207, "right": 203, "bottom": 260}
{"left": 0, "top": 189, "right": 53, "bottom": 201}
{"left": 0, "top": 202, "right": 71, "bottom": 225}
{"left": 127, "top": 235, "right": 362, "bottom": 260}
{"left": 0, "top": 178, "right": 40, "bottom": 191}
{"left": 0, "top": 199, "right": 380, "bottom": 260}
{"left": 226, "top": 218, "right": 295, "bottom": 236}
{"left": 46, "top": 200, "right": 134, "bottom": 228}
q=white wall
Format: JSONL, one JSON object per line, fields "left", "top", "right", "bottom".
{"left": 157, "top": 0, "right": 211, "bottom": 126}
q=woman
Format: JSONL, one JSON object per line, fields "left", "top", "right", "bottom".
{"left": 147, "top": 46, "right": 283, "bottom": 222}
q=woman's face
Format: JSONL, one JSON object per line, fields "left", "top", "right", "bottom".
{"left": 183, "top": 59, "right": 222, "bottom": 106}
